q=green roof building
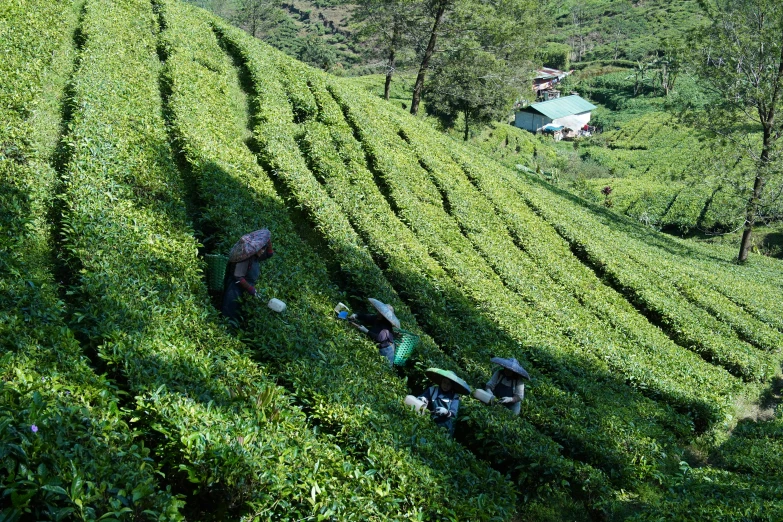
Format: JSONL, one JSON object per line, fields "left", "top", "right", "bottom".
{"left": 514, "top": 95, "right": 597, "bottom": 134}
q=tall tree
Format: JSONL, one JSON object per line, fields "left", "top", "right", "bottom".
{"left": 234, "top": 0, "right": 275, "bottom": 38}
{"left": 412, "top": 0, "right": 542, "bottom": 117}
{"left": 410, "top": 0, "right": 454, "bottom": 115}
{"left": 626, "top": 58, "right": 652, "bottom": 96}
{"left": 651, "top": 37, "right": 684, "bottom": 96}
{"left": 424, "top": 47, "right": 518, "bottom": 140}
{"left": 690, "top": 0, "right": 783, "bottom": 262}
{"left": 352, "top": 0, "right": 425, "bottom": 100}
{"left": 568, "top": 4, "right": 586, "bottom": 62}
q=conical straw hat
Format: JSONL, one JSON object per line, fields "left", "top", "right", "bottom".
{"left": 228, "top": 229, "right": 271, "bottom": 262}
{"left": 424, "top": 368, "right": 471, "bottom": 396}
{"left": 490, "top": 357, "right": 530, "bottom": 380}
{"left": 367, "top": 298, "right": 400, "bottom": 328}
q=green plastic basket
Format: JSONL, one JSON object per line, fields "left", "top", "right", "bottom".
{"left": 393, "top": 328, "right": 420, "bottom": 366}
{"left": 205, "top": 254, "right": 229, "bottom": 293}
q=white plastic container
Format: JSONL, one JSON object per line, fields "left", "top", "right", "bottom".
{"left": 473, "top": 389, "right": 494, "bottom": 404}
{"left": 268, "top": 298, "right": 287, "bottom": 313}
{"left": 404, "top": 395, "right": 427, "bottom": 414}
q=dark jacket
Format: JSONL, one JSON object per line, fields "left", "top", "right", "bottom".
{"left": 221, "top": 257, "right": 261, "bottom": 319}
{"left": 355, "top": 313, "right": 395, "bottom": 348}
{"left": 418, "top": 385, "right": 459, "bottom": 436}
{"left": 355, "top": 313, "right": 396, "bottom": 365}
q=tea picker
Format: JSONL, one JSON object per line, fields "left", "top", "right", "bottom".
{"left": 474, "top": 357, "right": 530, "bottom": 416}
{"left": 335, "top": 299, "right": 419, "bottom": 367}
{"left": 416, "top": 368, "right": 471, "bottom": 437}
{"left": 221, "top": 228, "right": 283, "bottom": 320}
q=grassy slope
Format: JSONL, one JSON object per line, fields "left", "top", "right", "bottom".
{"left": 547, "top": 0, "right": 705, "bottom": 62}
{"left": 211, "top": 12, "right": 783, "bottom": 519}
{"left": 4, "top": 0, "right": 783, "bottom": 519}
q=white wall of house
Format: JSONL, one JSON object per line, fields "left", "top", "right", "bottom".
{"left": 553, "top": 112, "right": 591, "bottom": 131}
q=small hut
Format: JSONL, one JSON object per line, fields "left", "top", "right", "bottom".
{"left": 533, "top": 67, "right": 570, "bottom": 99}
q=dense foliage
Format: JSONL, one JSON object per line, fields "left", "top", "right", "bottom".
{"left": 546, "top": 0, "right": 706, "bottom": 63}
{"left": 3, "top": 1, "right": 783, "bottom": 520}
{"left": 0, "top": 0, "right": 182, "bottom": 518}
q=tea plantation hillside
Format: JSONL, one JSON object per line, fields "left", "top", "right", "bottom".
{"left": 562, "top": 71, "right": 783, "bottom": 237}
{"left": 546, "top": 0, "right": 705, "bottom": 63}
{"left": 2, "top": 0, "right": 783, "bottom": 520}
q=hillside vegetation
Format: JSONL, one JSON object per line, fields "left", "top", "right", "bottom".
{"left": 2, "top": 0, "right": 783, "bottom": 520}
{"left": 547, "top": 0, "right": 705, "bottom": 63}
{"left": 566, "top": 71, "right": 783, "bottom": 240}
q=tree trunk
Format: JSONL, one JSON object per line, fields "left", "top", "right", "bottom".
{"left": 738, "top": 37, "right": 783, "bottom": 263}
{"left": 411, "top": 1, "right": 447, "bottom": 115}
{"left": 463, "top": 110, "right": 469, "bottom": 141}
{"left": 738, "top": 174, "right": 764, "bottom": 262}
{"left": 250, "top": 3, "right": 258, "bottom": 38}
{"left": 384, "top": 26, "right": 399, "bottom": 101}
{"left": 660, "top": 63, "right": 668, "bottom": 96}
{"left": 384, "top": 51, "right": 395, "bottom": 100}
{"left": 739, "top": 126, "right": 772, "bottom": 263}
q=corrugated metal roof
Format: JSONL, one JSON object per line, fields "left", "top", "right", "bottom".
{"left": 534, "top": 67, "right": 568, "bottom": 80}
{"left": 526, "top": 95, "right": 596, "bottom": 120}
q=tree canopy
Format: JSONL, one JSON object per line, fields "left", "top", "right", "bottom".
{"left": 424, "top": 47, "right": 519, "bottom": 140}
{"left": 689, "top": 0, "right": 783, "bottom": 262}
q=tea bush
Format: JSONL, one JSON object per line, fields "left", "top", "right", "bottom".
{"left": 0, "top": 0, "right": 182, "bottom": 518}
{"left": 159, "top": 3, "right": 517, "bottom": 519}
{"left": 54, "top": 0, "right": 408, "bottom": 518}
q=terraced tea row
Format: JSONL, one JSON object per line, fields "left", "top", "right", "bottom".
{"left": 0, "top": 0, "right": 183, "bottom": 517}
{"left": 158, "top": 3, "right": 516, "bottom": 519}
{"left": 52, "top": 0, "right": 411, "bottom": 518}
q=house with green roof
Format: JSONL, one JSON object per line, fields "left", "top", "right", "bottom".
{"left": 514, "top": 95, "right": 597, "bottom": 135}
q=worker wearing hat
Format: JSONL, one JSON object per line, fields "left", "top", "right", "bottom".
{"left": 485, "top": 357, "right": 530, "bottom": 416}
{"left": 417, "top": 368, "right": 471, "bottom": 437}
{"left": 349, "top": 298, "right": 399, "bottom": 366}
{"left": 221, "top": 229, "right": 274, "bottom": 320}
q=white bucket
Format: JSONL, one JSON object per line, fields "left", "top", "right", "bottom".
{"left": 267, "top": 298, "right": 286, "bottom": 313}
{"left": 473, "top": 389, "right": 494, "bottom": 404}
{"left": 404, "top": 395, "right": 427, "bottom": 414}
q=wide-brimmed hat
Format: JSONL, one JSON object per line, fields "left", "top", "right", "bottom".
{"left": 228, "top": 229, "right": 272, "bottom": 262}
{"left": 368, "top": 298, "right": 400, "bottom": 329}
{"left": 424, "top": 368, "right": 471, "bottom": 396}
{"left": 490, "top": 357, "right": 530, "bottom": 380}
